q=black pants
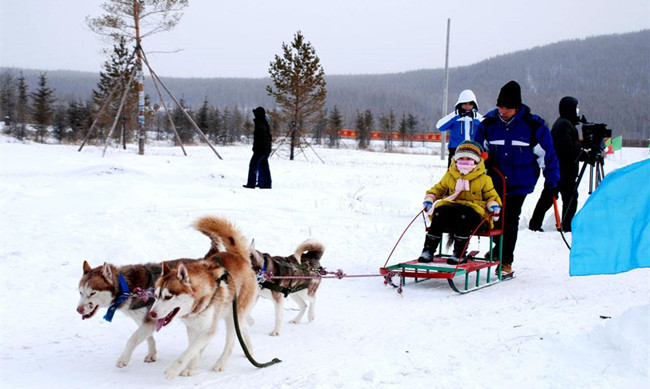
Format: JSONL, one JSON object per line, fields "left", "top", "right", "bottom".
{"left": 446, "top": 148, "right": 456, "bottom": 168}
{"left": 530, "top": 180, "right": 577, "bottom": 231}
{"left": 494, "top": 194, "right": 526, "bottom": 265}
{"left": 428, "top": 204, "right": 483, "bottom": 238}
{"left": 246, "top": 152, "right": 272, "bottom": 188}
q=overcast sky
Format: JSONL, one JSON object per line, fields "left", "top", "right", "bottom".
{"left": 1, "top": 0, "right": 648, "bottom": 79}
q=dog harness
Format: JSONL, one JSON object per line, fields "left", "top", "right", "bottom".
{"left": 256, "top": 256, "right": 313, "bottom": 297}
{"left": 103, "top": 274, "right": 130, "bottom": 322}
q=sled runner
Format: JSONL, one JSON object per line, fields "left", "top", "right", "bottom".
{"left": 380, "top": 168, "right": 513, "bottom": 294}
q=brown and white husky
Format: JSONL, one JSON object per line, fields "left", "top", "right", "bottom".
{"left": 77, "top": 259, "right": 181, "bottom": 368}
{"left": 196, "top": 216, "right": 325, "bottom": 336}
{"left": 149, "top": 216, "right": 258, "bottom": 379}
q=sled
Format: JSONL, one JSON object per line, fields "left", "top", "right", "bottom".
{"left": 379, "top": 250, "right": 512, "bottom": 294}
{"left": 380, "top": 168, "right": 512, "bottom": 294}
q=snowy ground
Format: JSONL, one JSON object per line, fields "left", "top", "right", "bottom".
{"left": 0, "top": 135, "right": 648, "bottom": 389}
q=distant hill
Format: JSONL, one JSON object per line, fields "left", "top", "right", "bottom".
{"left": 3, "top": 30, "right": 648, "bottom": 140}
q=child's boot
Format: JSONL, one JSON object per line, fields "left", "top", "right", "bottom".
{"left": 417, "top": 234, "right": 441, "bottom": 263}
{"left": 447, "top": 236, "right": 469, "bottom": 265}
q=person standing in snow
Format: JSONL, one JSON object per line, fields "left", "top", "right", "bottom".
{"left": 418, "top": 140, "right": 502, "bottom": 264}
{"left": 437, "top": 89, "right": 483, "bottom": 167}
{"left": 243, "top": 106, "right": 273, "bottom": 189}
{"left": 474, "top": 80, "right": 560, "bottom": 275}
{"left": 529, "top": 96, "right": 584, "bottom": 232}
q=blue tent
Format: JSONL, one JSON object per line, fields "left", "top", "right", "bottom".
{"left": 570, "top": 158, "right": 650, "bottom": 276}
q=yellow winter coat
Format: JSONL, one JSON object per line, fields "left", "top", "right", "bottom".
{"left": 425, "top": 159, "right": 502, "bottom": 226}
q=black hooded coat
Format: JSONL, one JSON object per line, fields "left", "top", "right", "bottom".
{"left": 252, "top": 107, "right": 272, "bottom": 154}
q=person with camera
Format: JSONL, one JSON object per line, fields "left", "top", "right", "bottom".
{"left": 474, "top": 81, "right": 560, "bottom": 275}
{"left": 529, "top": 96, "right": 583, "bottom": 232}
{"left": 436, "top": 89, "right": 483, "bottom": 167}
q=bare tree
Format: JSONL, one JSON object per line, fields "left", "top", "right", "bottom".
{"left": 267, "top": 30, "right": 327, "bottom": 160}
{"left": 87, "top": 0, "right": 188, "bottom": 154}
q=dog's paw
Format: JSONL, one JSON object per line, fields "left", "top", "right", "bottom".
{"left": 269, "top": 330, "right": 280, "bottom": 336}
{"left": 180, "top": 367, "right": 197, "bottom": 377}
{"left": 115, "top": 357, "right": 129, "bottom": 368}
{"left": 144, "top": 352, "right": 157, "bottom": 363}
{"left": 164, "top": 367, "right": 180, "bottom": 380}
{"left": 211, "top": 362, "right": 226, "bottom": 372}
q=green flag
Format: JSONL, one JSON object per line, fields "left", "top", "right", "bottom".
{"left": 612, "top": 135, "right": 623, "bottom": 151}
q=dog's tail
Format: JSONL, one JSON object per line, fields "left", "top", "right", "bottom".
{"left": 194, "top": 216, "right": 251, "bottom": 265}
{"left": 294, "top": 239, "right": 325, "bottom": 263}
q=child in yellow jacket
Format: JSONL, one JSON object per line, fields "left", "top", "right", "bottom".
{"left": 418, "top": 140, "right": 502, "bottom": 264}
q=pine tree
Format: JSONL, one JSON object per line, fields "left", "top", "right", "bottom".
{"left": 15, "top": 73, "right": 28, "bottom": 140}
{"left": 399, "top": 112, "right": 408, "bottom": 146}
{"left": 356, "top": 109, "right": 374, "bottom": 149}
{"left": 196, "top": 98, "right": 210, "bottom": 136}
{"left": 267, "top": 30, "right": 327, "bottom": 160}
{"left": 379, "top": 110, "right": 396, "bottom": 150}
{"left": 30, "top": 73, "right": 56, "bottom": 143}
{"left": 88, "top": 0, "right": 189, "bottom": 154}
{"left": 68, "top": 99, "right": 92, "bottom": 141}
{"left": 209, "top": 106, "right": 223, "bottom": 143}
{"left": 0, "top": 70, "right": 16, "bottom": 129}
{"left": 171, "top": 97, "right": 193, "bottom": 144}
{"left": 91, "top": 37, "right": 138, "bottom": 143}
{"left": 327, "top": 105, "right": 343, "bottom": 148}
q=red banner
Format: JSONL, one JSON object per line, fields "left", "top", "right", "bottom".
{"left": 339, "top": 130, "right": 441, "bottom": 142}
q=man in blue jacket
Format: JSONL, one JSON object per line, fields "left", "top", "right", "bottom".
{"left": 474, "top": 81, "right": 560, "bottom": 274}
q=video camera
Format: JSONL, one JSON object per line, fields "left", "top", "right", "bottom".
{"left": 579, "top": 115, "right": 612, "bottom": 153}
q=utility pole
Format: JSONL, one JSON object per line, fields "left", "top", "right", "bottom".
{"left": 134, "top": 0, "right": 145, "bottom": 155}
{"left": 441, "top": 18, "right": 450, "bottom": 161}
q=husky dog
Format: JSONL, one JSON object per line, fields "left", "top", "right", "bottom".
{"left": 77, "top": 260, "right": 182, "bottom": 367}
{"left": 149, "top": 216, "right": 258, "bottom": 379}
{"left": 249, "top": 239, "right": 325, "bottom": 336}
{"left": 196, "top": 216, "right": 325, "bottom": 336}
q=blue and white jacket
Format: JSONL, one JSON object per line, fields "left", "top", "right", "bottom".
{"left": 475, "top": 104, "right": 560, "bottom": 195}
{"left": 436, "top": 111, "right": 483, "bottom": 149}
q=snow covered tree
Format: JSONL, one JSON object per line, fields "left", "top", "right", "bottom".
{"left": 267, "top": 30, "right": 327, "bottom": 160}
{"left": 30, "top": 73, "right": 56, "bottom": 143}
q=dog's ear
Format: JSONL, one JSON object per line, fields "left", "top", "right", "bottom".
{"left": 249, "top": 239, "right": 256, "bottom": 251}
{"left": 161, "top": 261, "right": 170, "bottom": 275}
{"left": 177, "top": 263, "right": 190, "bottom": 284}
{"left": 102, "top": 262, "right": 113, "bottom": 285}
{"left": 83, "top": 260, "right": 92, "bottom": 274}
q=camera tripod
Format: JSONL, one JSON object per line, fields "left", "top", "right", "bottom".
{"left": 576, "top": 148, "right": 606, "bottom": 194}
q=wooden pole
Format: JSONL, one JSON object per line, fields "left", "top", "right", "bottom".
{"left": 134, "top": 0, "right": 145, "bottom": 155}
{"left": 139, "top": 49, "right": 223, "bottom": 159}
{"left": 102, "top": 67, "right": 137, "bottom": 156}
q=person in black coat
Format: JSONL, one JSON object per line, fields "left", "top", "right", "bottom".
{"left": 243, "top": 107, "right": 272, "bottom": 189}
{"left": 529, "top": 96, "right": 583, "bottom": 231}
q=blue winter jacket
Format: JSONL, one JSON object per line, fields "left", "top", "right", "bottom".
{"left": 474, "top": 105, "right": 560, "bottom": 195}
{"left": 436, "top": 111, "right": 483, "bottom": 149}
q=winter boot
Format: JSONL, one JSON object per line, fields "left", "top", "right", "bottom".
{"left": 417, "top": 234, "right": 441, "bottom": 263}
{"left": 447, "top": 236, "right": 469, "bottom": 265}
{"left": 496, "top": 263, "right": 513, "bottom": 276}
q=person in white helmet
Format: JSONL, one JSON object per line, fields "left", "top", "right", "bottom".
{"left": 436, "top": 89, "right": 483, "bottom": 167}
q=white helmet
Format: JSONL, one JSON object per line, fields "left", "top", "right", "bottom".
{"left": 455, "top": 89, "right": 478, "bottom": 111}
